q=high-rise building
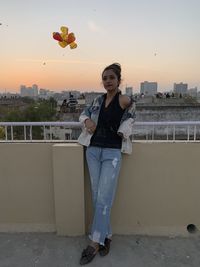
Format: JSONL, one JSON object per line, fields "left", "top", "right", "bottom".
{"left": 173, "top": 83, "right": 188, "bottom": 95}
{"left": 20, "top": 85, "right": 27, "bottom": 97}
{"left": 125, "top": 87, "right": 133, "bottom": 96}
{"left": 32, "top": 84, "right": 38, "bottom": 97}
{"left": 20, "top": 84, "right": 38, "bottom": 97}
{"left": 140, "top": 81, "right": 157, "bottom": 96}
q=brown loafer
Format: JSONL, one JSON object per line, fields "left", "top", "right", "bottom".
{"left": 99, "top": 238, "right": 112, "bottom": 256}
{"left": 80, "top": 245, "right": 98, "bottom": 265}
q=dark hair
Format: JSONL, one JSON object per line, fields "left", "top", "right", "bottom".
{"left": 102, "top": 63, "right": 121, "bottom": 85}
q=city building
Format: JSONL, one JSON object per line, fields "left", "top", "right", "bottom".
{"left": 140, "top": 81, "right": 157, "bottom": 96}
{"left": 32, "top": 84, "right": 38, "bottom": 97}
{"left": 173, "top": 83, "right": 188, "bottom": 95}
{"left": 39, "top": 89, "right": 55, "bottom": 99}
{"left": 20, "top": 84, "right": 38, "bottom": 98}
{"left": 125, "top": 87, "right": 133, "bottom": 96}
{"left": 20, "top": 85, "right": 27, "bottom": 97}
{"left": 188, "top": 87, "right": 197, "bottom": 98}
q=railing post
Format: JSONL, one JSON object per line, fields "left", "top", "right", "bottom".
{"left": 152, "top": 125, "right": 155, "bottom": 140}
{"left": 30, "top": 126, "right": 32, "bottom": 141}
{"left": 167, "top": 126, "right": 169, "bottom": 141}
{"left": 146, "top": 127, "right": 148, "bottom": 141}
{"left": 194, "top": 125, "right": 196, "bottom": 141}
{"left": 187, "top": 126, "right": 190, "bottom": 141}
{"left": 43, "top": 125, "right": 46, "bottom": 140}
{"left": 24, "top": 126, "right": 26, "bottom": 140}
{"left": 11, "top": 126, "right": 14, "bottom": 141}
{"left": 50, "top": 125, "right": 52, "bottom": 140}
{"left": 173, "top": 125, "right": 175, "bottom": 141}
{"left": 5, "top": 126, "right": 8, "bottom": 141}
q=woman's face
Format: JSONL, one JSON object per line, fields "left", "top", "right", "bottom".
{"left": 102, "top": 69, "right": 119, "bottom": 92}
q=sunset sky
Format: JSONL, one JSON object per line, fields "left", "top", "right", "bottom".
{"left": 0, "top": 0, "right": 200, "bottom": 93}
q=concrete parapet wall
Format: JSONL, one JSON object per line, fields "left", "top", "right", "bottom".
{"left": 114, "top": 143, "right": 200, "bottom": 236}
{"left": 0, "top": 143, "right": 55, "bottom": 232}
{"left": 0, "top": 142, "right": 199, "bottom": 236}
{"left": 0, "top": 143, "right": 85, "bottom": 235}
{"left": 52, "top": 144, "right": 85, "bottom": 235}
{"left": 85, "top": 142, "right": 200, "bottom": 236}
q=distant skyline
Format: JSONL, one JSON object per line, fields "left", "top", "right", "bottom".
{"left": 1, "top": 80, "right": 199, "bottom": 95}
{"left": 1, "top": 0, "right": 200, "bottom": 92}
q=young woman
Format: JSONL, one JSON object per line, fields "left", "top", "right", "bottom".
{"left": 78, "top": 63, "right": 136, "bottom": 265}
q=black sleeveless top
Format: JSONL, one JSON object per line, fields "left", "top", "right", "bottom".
{"left": 90, "top": 92, "right": 125, "bottom": 149}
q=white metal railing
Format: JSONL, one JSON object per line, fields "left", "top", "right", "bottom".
{"left": 133, "top": 121, "right": 200, "bottom": 142}
{"left": 0, "top": 121, "right": 200, "bottom": 142}
{"left": 0, "top": 122, "right": 80, "bottom": 142}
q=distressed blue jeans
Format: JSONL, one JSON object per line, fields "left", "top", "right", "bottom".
{"left": 86, "top": 146, "right": 122, "bottom": 245}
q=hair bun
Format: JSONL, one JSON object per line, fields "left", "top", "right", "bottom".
{"left": 110, "top": 63, "right": 121, "bottom": 72}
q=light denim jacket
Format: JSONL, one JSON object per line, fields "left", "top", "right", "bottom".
{"left": 77, "top": 93, "right": 136, "bottom": 154}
